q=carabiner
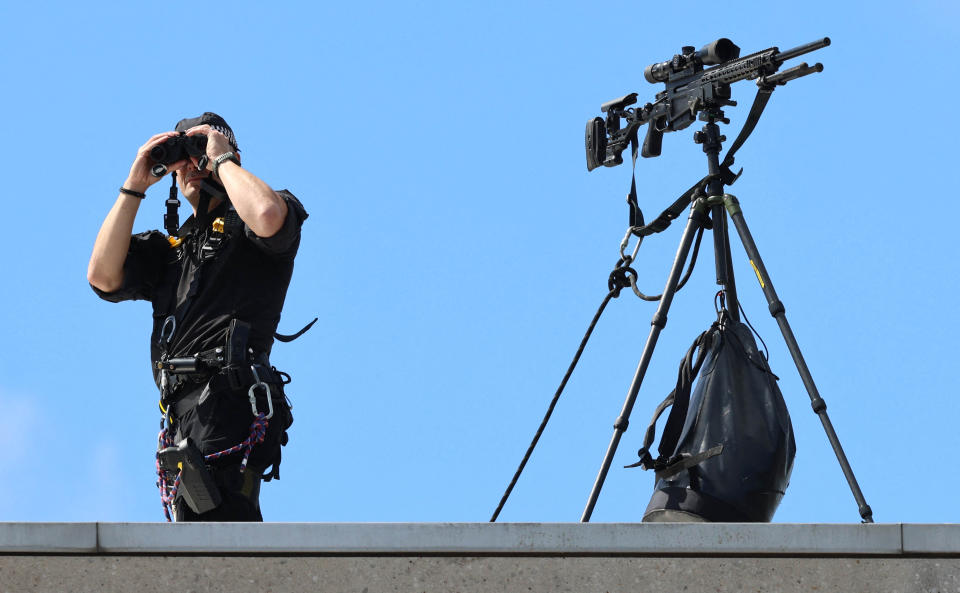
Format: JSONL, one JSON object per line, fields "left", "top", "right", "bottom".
{"left": 247, "top": 365, "right": 274, "bottom": 420}
{"left": 159, "top": 315, "right": 176, "bottom": 344}
{"left": 619, "top": 228, "right": 643, "bottom": 264}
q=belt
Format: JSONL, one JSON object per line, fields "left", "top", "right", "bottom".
{"left": 160, "top": 350, "right": 282, "bottom": 408}
{"left": 170, "top": 360, "right": 283, "bottom": 418}
{"left": 158, "top": 319, "right": 282, "bottom": 408}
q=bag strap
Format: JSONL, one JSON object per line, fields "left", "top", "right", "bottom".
{"left": 654, "top": 444, "right": 724, "bottom": 481}
{"left": 623, "top": 391, "right": 676, "bottom": 469}
{"left": 625, "top": 326, "right": 714, "bottom": 470}
{"left": 658, "top": 328, "right": 714, "bottom": 459}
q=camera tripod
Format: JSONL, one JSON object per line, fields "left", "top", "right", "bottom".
{"left": 580, "top": 110, "right": 874, "bottom": 523}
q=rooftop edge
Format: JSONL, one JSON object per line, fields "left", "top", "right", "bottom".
{"left": 5, "top": 522, "right": 959, "bottom": 556}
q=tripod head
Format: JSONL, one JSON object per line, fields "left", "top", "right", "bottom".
{"left": 585, "top": 37, "right": 830, "bottom": 170}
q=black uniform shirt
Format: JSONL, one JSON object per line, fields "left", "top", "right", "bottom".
{"left": 93, "top": 190, "right": 308, "bottom": 384}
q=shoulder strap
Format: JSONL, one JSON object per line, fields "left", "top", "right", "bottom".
{"left": 626, "top": 326, "right": 714, "bottom": 470}
{"left": 718, "top": 85, "right": 775, "bottom": 185}
{"left": 626, "top": 86, "right": 777, "bottom": 239}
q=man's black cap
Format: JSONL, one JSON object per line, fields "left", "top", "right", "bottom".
{"left": 174, "top": 112, "right": 239, "bottom": 152}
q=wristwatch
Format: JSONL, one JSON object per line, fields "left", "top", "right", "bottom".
{"left": 212, "top": 151, "right": 240, "bottom": 177}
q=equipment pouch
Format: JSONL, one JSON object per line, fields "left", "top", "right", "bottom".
{"left": 158, "top": 438, "right": 223, "bottom": 514}
{"left": 224, "top": 319, "right": 252, "bottom": 390}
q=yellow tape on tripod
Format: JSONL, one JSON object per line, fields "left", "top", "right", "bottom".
{"left": 750, "top": 260, "right": 765, "bottom": 288}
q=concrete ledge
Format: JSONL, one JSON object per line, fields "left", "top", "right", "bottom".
{"left": 3, "top": 522, "right": 957, "bottom": 556}
{"left": 903, "top": 524, "right": 960, "bottom": 554}
{"left": 0, "top": 523, "right": 97, "bottom": 553}
{"left": 4, "top": 524, "right": 960, "bottom": 593}
{"left": 96, "top": 522, "right": 905, "bottom": 555}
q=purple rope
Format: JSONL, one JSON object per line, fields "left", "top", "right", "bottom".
{"left": 156, "top": 427, "right": 177, "bottom": 522}
{"left": 204, "top": 414, "right": 269, "bottom": 470}
{"left": 155, "top": 415, "right": 269, "bottom": 522}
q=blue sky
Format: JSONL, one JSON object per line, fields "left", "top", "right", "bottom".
{"left": 0, "top": 1, "right": 957, "bottom": 523}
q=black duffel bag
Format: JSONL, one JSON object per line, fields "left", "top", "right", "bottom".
{"left": 631, "top": 313, "right": 796, "bottom": 522}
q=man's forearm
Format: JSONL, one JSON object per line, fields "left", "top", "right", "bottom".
{"left": 216, "top": 161, "right": 288, "bottom": 238}
{"left": 87, "top": 186, "right": 143, "bottom": 292}
{"left": 90, "top": 130, "right": 186, "bottom": 292}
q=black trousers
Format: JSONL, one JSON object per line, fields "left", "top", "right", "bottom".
{"left": 168, "top": 373, "right": 291, "bottom": 522}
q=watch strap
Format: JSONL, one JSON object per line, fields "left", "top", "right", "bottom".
{"left": 212, "top": 151, "right": 240, "bottom": 177}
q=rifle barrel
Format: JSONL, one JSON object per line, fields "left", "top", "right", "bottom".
{"left": 776, "top": 37, "right": 831, "bottom": 64}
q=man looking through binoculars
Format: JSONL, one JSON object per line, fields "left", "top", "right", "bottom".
{"left": 87, "top": 113, "right": 308, "bottom": 521}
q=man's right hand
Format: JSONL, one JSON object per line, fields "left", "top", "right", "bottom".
{"left": 89, "top": 132, "right": 188, "bottom": 292}
{"left": 124, "top": 132, "right": 189, "bottom": 193}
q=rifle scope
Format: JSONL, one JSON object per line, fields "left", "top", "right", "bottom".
{"left": 644, "top": 38, "right": 741, "bottom": 83}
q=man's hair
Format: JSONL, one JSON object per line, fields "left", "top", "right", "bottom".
{"left": 174, "top": 112, "right": 240, "bottom": 152}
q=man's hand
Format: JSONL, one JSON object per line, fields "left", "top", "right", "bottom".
{"left": 91, "top": 132, "right": 185, "bottom": 293}
{"left": 184, "top": 125, "right": 233, "bottom": 171}
{"left": 184, "top": 124, "right": 288, "bottom": 238}
{"left": 125, "top": 132, "right": 188, "bottom": 192}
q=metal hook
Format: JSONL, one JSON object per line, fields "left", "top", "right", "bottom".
{"left": 247, "top": 365, "right": 274, "bottom": 420}
{"left": 160, "top": 316, "right": 176, "bottom": 344}
{"left": 619, "top": 228, "right": 644, "bottom": 264}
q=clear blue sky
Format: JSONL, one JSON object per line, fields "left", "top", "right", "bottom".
{"left": 0, "top": 1, "right": 956, "bottom": 523}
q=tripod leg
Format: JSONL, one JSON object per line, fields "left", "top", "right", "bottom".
{"left": 723, "top": 195, "right": 874, "bottom": 523}
{"left": 581, "top": 200, "right": 710, "bottom": 522}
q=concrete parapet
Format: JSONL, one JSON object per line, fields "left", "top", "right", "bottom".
{"left": 2, "top": 523, "right": 958, "bottom": 592}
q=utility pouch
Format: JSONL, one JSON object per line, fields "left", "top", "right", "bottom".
{"left": 158, "top": 438, "right": 223, "bottom": 515}
{"left": 224, "top": 319, "right": 252, "bottom": 390}
{"left": 632, "top": 315, "right": 796, "bottom": 522}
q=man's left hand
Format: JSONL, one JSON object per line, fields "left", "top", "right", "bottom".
{"left": 184, "top": 124, "right": 233, "bottom": 171}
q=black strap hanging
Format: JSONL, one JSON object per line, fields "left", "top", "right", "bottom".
{"left": 717, "top": 85, "right": 775, "bottom": 186}
{"left": 625, "top": 84, "right": 778, "bottom": 241}
{"left": 194, "top": 182, "right": 218, "bottom": 232}
{"left": 164, "top": 173, "right": 181, "bottom": 237}
{"left": 626, "top": 131, "right": 645, "bottom": 231}
{"left": 275, "top": 317, "right": 318, "bottom": 343}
